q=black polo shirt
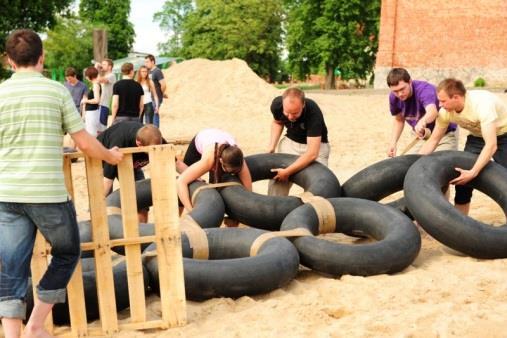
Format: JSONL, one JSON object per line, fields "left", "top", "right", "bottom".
{"left": 97, "top": 121, "right": 148, "bottom": 179}
{"left": 270, "top": 96, "right": 328, "bottom": 144}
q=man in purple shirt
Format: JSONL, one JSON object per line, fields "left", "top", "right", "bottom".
{"left": 387, "top": 68, "right": 457, "bottom": 157}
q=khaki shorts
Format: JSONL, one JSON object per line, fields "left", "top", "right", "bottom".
{"left": 408, "top": 130, "right": 458, "bottom": 154}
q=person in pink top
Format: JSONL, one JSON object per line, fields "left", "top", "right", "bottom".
{"left": 177, "top": 128, "right": 252, "bottom": 212}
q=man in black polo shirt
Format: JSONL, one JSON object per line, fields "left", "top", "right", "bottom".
{"left": 98, "top": 121, "right": 163, "bottom": 221}
{"left": 267, "top": 87, "right": 330, "bottom": 196}
{"left": 110, "top": 62, "right": 144, "bottom": 125}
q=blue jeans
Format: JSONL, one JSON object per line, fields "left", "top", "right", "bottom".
{"left": 141, "top": 102, "right": 155, "bottom": 124}
{"left": 0, "top": 201, "right": 80, "bottom": 319}
{"left": 99, "top": 105, "right": 109, "bottom": 126}
{"left": 153, "top": 112, "right": 160, "bottom": 128}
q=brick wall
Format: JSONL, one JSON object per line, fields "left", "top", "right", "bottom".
{"left": 374, "top": 0, "right": 507, "bottom": 88}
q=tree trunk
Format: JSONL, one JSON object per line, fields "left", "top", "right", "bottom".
{"left": 324, "top": 66, "right": 336, "bottom": 89}
{"left": 93, "top": 29, "right": 108, "bottom": 62}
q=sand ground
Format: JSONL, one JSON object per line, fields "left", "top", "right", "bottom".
{"left": 5, "top": 59, "right": 507, "bottom": 338}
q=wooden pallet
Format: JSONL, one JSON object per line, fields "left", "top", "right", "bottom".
{"left": 30, "top": 144, "right": 186, "bottom": 337}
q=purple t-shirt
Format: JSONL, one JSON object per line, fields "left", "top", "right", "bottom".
{"left": 389, "top": 80, "right": 456, "bottom": 132}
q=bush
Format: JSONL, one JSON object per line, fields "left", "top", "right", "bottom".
{"left": 474, "top": 77, "right": 486, "bottom": 87}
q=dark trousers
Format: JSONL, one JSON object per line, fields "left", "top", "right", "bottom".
{"left": 455, "top": 133, "right": 507, "bottom": 204}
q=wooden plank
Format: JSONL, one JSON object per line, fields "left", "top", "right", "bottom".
{"left": 64, "top": 153, "right": 89, "bottom": 335}
{"left": 66, "top": 262, "right": 88, "bottom": 337}
{"left": 149, "top": 145, "right": 187, "bottom": 327}
{"left": 117, "top": 154, "right": 146, "bottom": 323}
{"left": 119, "top": 319, "right": 167, "bottom": 331}
{"left": 63, "top": 140, "right": 192, "bottom": 160}
{"left": 85, "top": 156, "right": 118, "bottom": 335}
{"left": 30, "top": 232, "right": 54, "bottom": 333}
{"left": 80, "top": 320, "right": 173, "bottom": 337}
{"left": 80, "top": 235, "right": 157, "bottom": 252}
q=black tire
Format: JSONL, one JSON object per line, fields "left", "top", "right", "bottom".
{"left": 26, "top": 255, "right": 149, "bottom": 324}
{"left": 404, "top": 150, "right": 507, "bottom": 258}
{"left": 78, "top": 215, "right": 127, "bottom": 257}
{"left": 143, "top": 227, "right": 300, "bottom": 301}
{"left": 280, "top": 197, "right": 421, "bottom": 276}
{"left": 78, "top": 215, "right": 155, "bottom": 257}
{"left": 106, "top": 179, "right": 225, "bottom": 229}
{"left": 341, "top": 155, "right": 420, "bottom": 218}
{"left": 219, "top": 153, "right": 341, "bottom": 230}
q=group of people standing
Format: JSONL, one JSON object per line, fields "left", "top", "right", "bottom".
{"left": 1, "top": 27, "right": 507, "bottom": 338}
{"left": 63, "top": 54, "right": 166, "bottom": 137}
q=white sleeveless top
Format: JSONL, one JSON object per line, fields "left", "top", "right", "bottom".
{"left": 141, "top": 83, "right": 152, "bottom": 104}
{"left": 195, "top": 128, "right": 236, "bottom": 154}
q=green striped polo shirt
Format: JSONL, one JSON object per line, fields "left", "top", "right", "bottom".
{"left": 0, "top": 71, "right": 84, "bottom": 203}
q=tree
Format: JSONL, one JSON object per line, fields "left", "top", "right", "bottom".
{"left": 285, "top": 0, "right": 380, "bottom": 89}
{"left": 0, "top": 0, "right": 73, "bottom": 78}
{"left": 155, "top": 0, "right": 284, "bottom": 81}
{"left": 79, "top": 0, "right": 135, "bottom": 60}
{"left": 154, "top": 0, "right": 193, "bottom": 55}
{"left": 44, "top": 16, "right": 96, "bottom": 75}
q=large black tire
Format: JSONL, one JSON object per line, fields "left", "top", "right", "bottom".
{"left": 106, "top": 179, "right": 225, "bottom": 229}
{"left": 78, "top": 215, "right": 126, "bottom": 257}
{"left": 143, "top": 227, "right": 300, "bottom": 301}
{"left": 280, "top": 197, "right": 421, "bottom": 276}
{"left": 341, "top": 155, "right": 421, "bottom": 218}
{"left": 404, "top": 150, "right": 507, "bottom": 258}
{"left": 219, "top": 153, "right": 341, "bottom": 230}
{"left": 78, "top": 215, "right": 154, "bottom": 257}
{"left": 26, "top": 255, "right": 149, "bottom": 324}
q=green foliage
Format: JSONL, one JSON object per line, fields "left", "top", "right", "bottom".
{"left": 154, "top": 0, "right": 193, "bottom": 55}
{"left": 0, "top": 0, "right": 73, "bottom": 79}
{"left": 156, "top": 0, "right": 284, "bottom": 80}
{"left": 44, "top": 16, "right": 95, "bottom": 75}
{"left": 285, "top": 0, "right": 380, "bottom": 82}
{"left": 79, "top": 0, "right": 135, "bottom": 60}
{"left": 474, "top": 77, "right": 486, "bottom": 87}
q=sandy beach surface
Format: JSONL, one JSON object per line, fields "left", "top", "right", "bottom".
{"left": 12, "top": 59, "right": 507, "bottom": 338}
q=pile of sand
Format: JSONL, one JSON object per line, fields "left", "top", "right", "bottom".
{"left": 161, "top": 58, "right": 280, "bottom": 154}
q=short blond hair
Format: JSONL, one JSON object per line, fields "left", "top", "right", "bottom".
{"left": 437, "top": 78, "right": 466, "bottom": 97}
{"left": 136, "top": 125, "right": 162, "bottom": 146}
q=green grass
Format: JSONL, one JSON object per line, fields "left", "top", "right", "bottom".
{"left": 274, "top": 83, "right": 321, "bottom": 90}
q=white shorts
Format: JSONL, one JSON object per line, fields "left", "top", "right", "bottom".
{"left": 85, "top": 109, "right": 102, "bottom": 137}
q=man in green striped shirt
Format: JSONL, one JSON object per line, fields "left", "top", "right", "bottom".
{"left": 0, "top": 29, "right": 123, "bottom": 338}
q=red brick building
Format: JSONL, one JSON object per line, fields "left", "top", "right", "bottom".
{"left": 374, "top": 0, "right": 507, "bottom": 88}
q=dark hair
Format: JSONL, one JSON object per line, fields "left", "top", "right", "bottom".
{"left": 386, "top": 68, "right": 411, "bottom": 87}
{"left": 282, "top": 87, "right": 305, "bottom": 103}
{"left": 220, "top": 145, "right": 243, "bottom": 172}
{"left": 65, "top": 67, "right": 77, "bottom": 77}
{"left": 437, "top": 78, "right": 466, "bottom": 97}
{"left": 145, "top": 54, "right": 156, "bottom": 63}
{"left": 136, "top": 124, "right": 162, "bottom": 146}
{"left": 84, "top": 66, "right": 98, "bottom": 80}
{"left": 121, "top": 62, "right": 134, "bottom": 75}
{"left": 211, "top": 144, "right": 243, "bottom": 183}
{"left": 5, "top": 29, "right": 43, "bottom": 67}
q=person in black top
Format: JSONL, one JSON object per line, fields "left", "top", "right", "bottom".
{"left": 111, "top": 62, "right": 144, "bottom": 126}
{"left": 97, "top": 121, "right": 163, "bottom": 221}
{"left": 267, "top": 87, "right": 330, "bottom": 196}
